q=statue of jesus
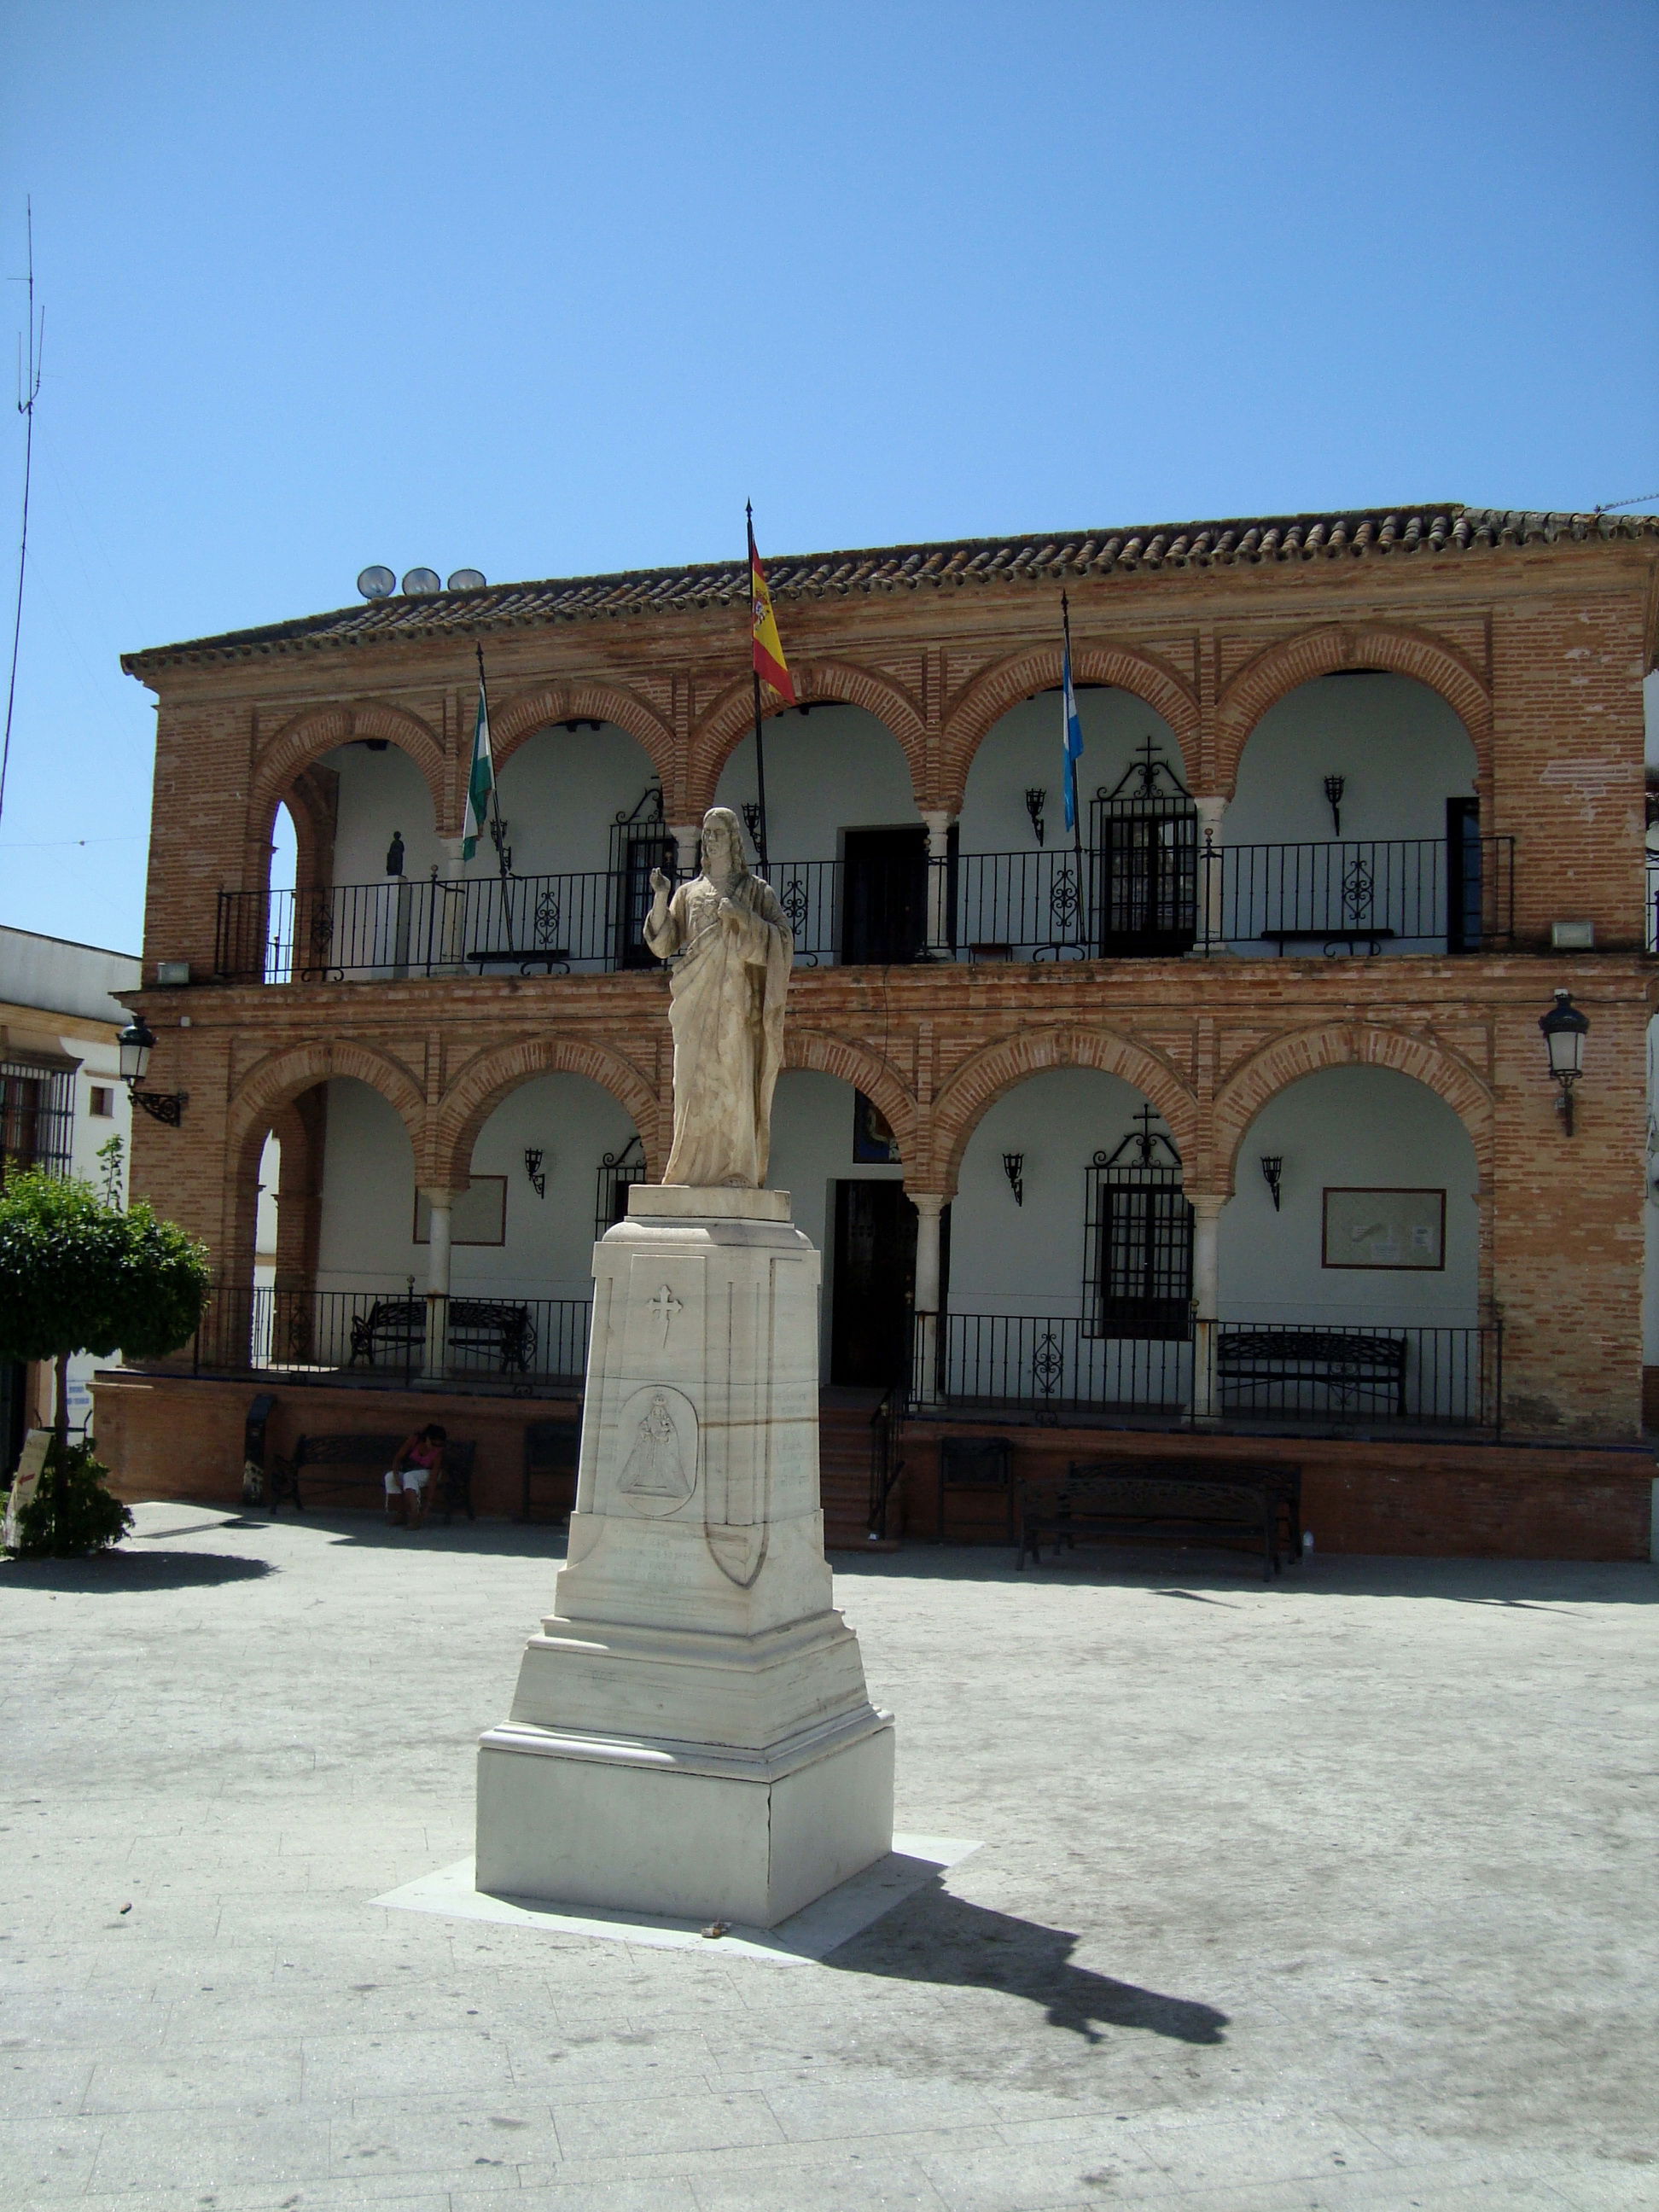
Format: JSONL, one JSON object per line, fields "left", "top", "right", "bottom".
{"left": 644, "top": 807, "right": 793, "bottom": 1188}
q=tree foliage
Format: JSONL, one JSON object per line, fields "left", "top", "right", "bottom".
{"left": 0, "top": 1167, "right": 210, "bottom": 1368}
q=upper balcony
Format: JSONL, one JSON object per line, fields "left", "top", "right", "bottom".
{"left": 218, "top": 667, "right": 1532, "bottom": 987}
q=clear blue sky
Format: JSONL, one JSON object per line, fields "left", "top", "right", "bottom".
{"left": 2, "top": 2, "right": 1656, "bottom": 952}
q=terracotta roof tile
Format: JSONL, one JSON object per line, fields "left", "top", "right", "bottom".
{"left": 122, "top": 504, "right": 1659, "bottom": 675}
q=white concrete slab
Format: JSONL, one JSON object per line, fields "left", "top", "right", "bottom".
{"left": 373, "top": 1833, "right": 981, "bottom": 1965}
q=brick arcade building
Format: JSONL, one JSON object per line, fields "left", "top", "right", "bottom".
{"left": 93, "top": 506, "right": 1659, "bottom": 1557}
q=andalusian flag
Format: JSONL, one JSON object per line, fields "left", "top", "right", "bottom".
{"left": 463, "top": 651, "right": 494, "bottom": 861}
{"left": 748, "top": 518, "right": 796, "bottom": 706}
{"left": 1061, "top": 595, "right": 1085, "bottom": 835}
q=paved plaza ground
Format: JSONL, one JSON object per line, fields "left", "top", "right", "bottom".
{"left": 3, "top": 1505, "right": 1656, "bottom": 2212}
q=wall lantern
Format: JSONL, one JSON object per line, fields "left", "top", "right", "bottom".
{"left": 1024, "top": 788, "right": 1047, "bottom": 847}
{"left": 1260, "top": 1155, "right": 1283, "bottom": 1211}
{"left": 118, "top": 1017, "right": 186, "bottom": 1127}
{"left": 1003, "top": 1151, "right": 1025, "bottom": 1206}
{"left": 524, "top": 1148, "right": 548, "bottom": 1199}
{"left": 1323, "top": 775, "right": 1345, "bottom": 836}
{"left": 741, "top": 800, "right": 763, "bottom": 852}
{"left": 1539, "top": 988, "right": 1589, "bottom": 1134}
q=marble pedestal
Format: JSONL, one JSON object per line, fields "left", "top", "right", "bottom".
{"left": 475, "top": 1185, "right": 895, "bottom": 1928}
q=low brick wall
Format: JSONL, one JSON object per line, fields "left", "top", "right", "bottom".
{"left": 900, "top": 1420, "right": 1656, "bottom": 1562}
{"left": 90, "top": 1370, "right": 579, "bottom": 1522}
{"left": 92, "top": 1369, "right": 1655, "bottom": 1560}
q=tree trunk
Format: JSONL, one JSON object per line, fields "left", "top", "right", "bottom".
{"left": 53, "top": 1349, "right": 70, "bottom": 1451}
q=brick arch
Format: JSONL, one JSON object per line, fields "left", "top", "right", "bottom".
{"left": 1210, "top": 1022, "right": 1493, "bottom": 1197}
{"left": 687, "top": 658, "right": 928, "bottom": 813}
{"left": 221, "top": 1039, "right": 427, "bottom": 1278}
{"left": 929, "top": 1027, "right": 1199, "bottom": 1199}
{"left": 252, "top": 702, "right": 448, "bottom": 849}
{"left": 434, "top": 1034, "right": 664, "bottom": 1191}
{"left": 940, "top": 644, "right": 1200, "bottom": 814}
{"left": 1215, "top": 624, "right": 1491, "bottom": 796}
{"left": 487, "top": 680, "right": 677, "bottom": 791}
{"left": 781, "top": 1027, "right": 917, "bottom": 1166}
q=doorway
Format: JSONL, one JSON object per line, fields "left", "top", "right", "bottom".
{"left": 840, "top": 827, "right": 928, "bottom": 965}
{"left": 830, "top": 1181, "right": 917, "bottom": 1386}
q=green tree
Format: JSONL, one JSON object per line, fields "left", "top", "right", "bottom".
{"left": 0, "top": 1167, "right": 211, "bottom": 1448}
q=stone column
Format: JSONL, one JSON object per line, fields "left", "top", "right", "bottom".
{"left": 910, "top": 1191, "right": 947, "bottom": 1405}
{"left": 921, "top": 809, "right": 956, "bottom": 960}
{"left": 1193, "top": 795, "right": 1227, "bottom": 952}
{"left": 1189, "top": 1193, "right": 1226, "bottom": 1420}
{"left": 670, "top": 823, "right": 702, "bottom": 879}
{"left": 421, "top": 1188, "right": 455, "bottom": 1382}
{"left": 433, "top": 835, "right": 469, "bottom": 977}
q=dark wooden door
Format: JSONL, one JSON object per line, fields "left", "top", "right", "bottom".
{"left": 841, "top": 827, "right": 928, "bottom": 965}
{"left": 830, "top": 1181, "right": 917, "bottom": 1386}
{"left": 1446, "top": 797, "right": 1481, "bottom": 952}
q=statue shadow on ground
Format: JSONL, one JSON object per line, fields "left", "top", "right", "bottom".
{"left": 825, "top": 1880, "right": 1229, "bottom": 2046}
{"left": 1, "top": 1547, "right": 273, "bottom": 1592}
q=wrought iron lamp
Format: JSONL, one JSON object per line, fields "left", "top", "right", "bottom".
{"left": 1024, "top": 788, "right": 1047, "bottom": 846}
{"left": 1003, "top": 1151, "right": 1025, "bottom": 1206}
{"left": 1323, "top": 775, "right": 1345, "bottom": 836}
{"left": 741, "top": 801, "right": 763, "bottom": 851}
{"left": 1539, "top": 988, "right": 1589, "bottom": 1134}
{"left": 118, "top": 1017, "right": 186, "bottom": 1126}
{"left": 524, "top": 1148, "right": 547, "bottom": 1199}
{"left": 1260, "top": 1155, "right": 1283, "bottom": 1210}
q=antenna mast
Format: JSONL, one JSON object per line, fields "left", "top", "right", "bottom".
{"left": 0, "top": 199, "right": 43, "bottom": 830}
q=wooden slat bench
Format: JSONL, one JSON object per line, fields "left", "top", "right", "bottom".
{"left": 1017, "top": 1457, "right": 1302, "bottom": 1580}
{"left": 267, "top": 1432, "right": 477, "bottom": 1522}
{"left": 1217, "top": 1328, "right": 1407, "bottom": 1417}
{"left": 347, "top": 1297, "right": 537, "bottom": 1376}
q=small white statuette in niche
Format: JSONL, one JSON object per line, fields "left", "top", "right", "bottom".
{"left": 616, "top": 1385, "right": 699, "bottom": 1516}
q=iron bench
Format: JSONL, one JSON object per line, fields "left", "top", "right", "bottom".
{"left": 469, "top": 946, "right": 570, "bottom": 975}
{"left": 1261, "top": 928, "right": 1397, "bottom": 956}
{"left": 1018, "top": 1457, "right": 1302, "bottom": 1580}
{"left": 266, "top": 1431, "right": 477, "bottom": 1522}
{"left": 348, "top": 1297, "right": 537, "bottom": 1376}
{"left": 1217, "top": 1328, "right": 1407, "bottom": 1417}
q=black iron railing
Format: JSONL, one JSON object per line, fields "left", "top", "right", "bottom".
{"left": 923, "top": 1313, "right": 1499, "bottom": 1433}
{"left": 190, "top": 1285, "right": 591, "bottom": 1389}
{"left": 218, "top": 835, "right": 1517, "bottom": 981}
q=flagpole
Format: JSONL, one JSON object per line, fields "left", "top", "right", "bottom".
{"left": 476, "top": 644, "right": 513, "bottom": 944}
{"left": 1062, "top": 591, "right": 1083, "bottom": 947}
{"left": 747, "top": 501, "right": 770, "bottom": 872}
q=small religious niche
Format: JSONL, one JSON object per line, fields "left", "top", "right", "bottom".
{"left": 853, "top": 1091, "right": 901, "bottom": 1164}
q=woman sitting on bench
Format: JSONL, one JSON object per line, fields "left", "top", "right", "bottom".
{"left": 385, "top": 1424, "right": 446, "bottom": 1529}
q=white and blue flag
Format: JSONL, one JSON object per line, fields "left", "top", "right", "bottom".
{"left": 1061, "top": 614, "right": 1085, "bottom": 835}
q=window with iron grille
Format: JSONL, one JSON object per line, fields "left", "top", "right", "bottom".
{"left": 0, "top": 1060, "right": 76, "bottom": 1182}
{"left": 1089, "top": 739, "right": 1197, "bottom": 956}
{"left": 1083, "top": 1111, "right": 1192, "bottom": 1340}
{"left": 595, "top": 1134, "right": 647, "bottom": 1238}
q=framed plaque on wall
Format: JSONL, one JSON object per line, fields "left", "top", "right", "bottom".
{"left": 1322, "top": 1187, "right": 1446, "bottom": 1271}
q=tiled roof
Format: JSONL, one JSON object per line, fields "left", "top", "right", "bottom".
{"left": 123, "top": 504, "right": 1659, "bottom": 674}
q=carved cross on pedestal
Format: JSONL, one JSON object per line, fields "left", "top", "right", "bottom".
{"left": 649, "top": 1284, "right": 684, "bottom": 1344}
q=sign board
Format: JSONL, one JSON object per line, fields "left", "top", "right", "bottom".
{"left": 3, "top": 1429, "right": 53, "bottom": 1551}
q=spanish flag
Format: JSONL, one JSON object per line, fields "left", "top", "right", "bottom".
{"left": 748, "top": 519, "right": 796, "bottom": 707}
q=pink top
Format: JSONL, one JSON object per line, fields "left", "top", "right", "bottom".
{"left": 406, "top": 1438, "right": 442, "bottom": 1470}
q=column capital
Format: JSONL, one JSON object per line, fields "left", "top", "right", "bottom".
{"left": 1186, "top": 1190, "right": 1229, "bottom": 1221}
{"left": 905, "top": 1187, "right": 951, "bottom": 1215}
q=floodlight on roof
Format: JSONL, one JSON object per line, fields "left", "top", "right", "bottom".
{"left": 357, "top": 566, "right": 396, "bottom": 600}
{"left": 401, "top": 568, "right": 441, "bottom": 595}
{"left": 447, "top": 568, "right": 486, "bottom": 591}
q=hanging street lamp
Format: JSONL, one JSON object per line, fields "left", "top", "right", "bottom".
{"left": 1538, "top": 989, "right": 1589, "bottom": 1135}
{"left": 118, "top": 1017, "right": 187, "bottom": 1127}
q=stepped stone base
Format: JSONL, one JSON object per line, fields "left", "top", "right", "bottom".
{"left": 474, "top": 1185, "right": 895, "bottom": 1927}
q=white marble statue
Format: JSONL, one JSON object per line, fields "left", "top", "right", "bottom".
{"left": 644, "top": 806, "right": 793, "bottom": 1188}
